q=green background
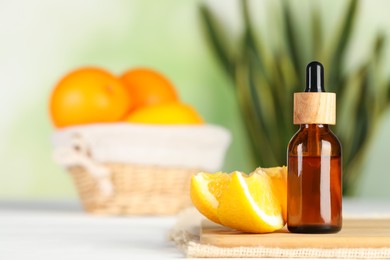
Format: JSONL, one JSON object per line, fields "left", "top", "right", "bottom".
{"left": 0, "top": 0, "right": 389, "bottom": 198}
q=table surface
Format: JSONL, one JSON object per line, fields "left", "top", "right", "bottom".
{"left": 0, "top": 199, "right": 389, "bottom": 260}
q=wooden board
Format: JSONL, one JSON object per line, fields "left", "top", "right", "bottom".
{"left": 200, "top": 219, "right": 390, "bottom": 248}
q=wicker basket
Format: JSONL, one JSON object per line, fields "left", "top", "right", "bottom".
{"left": 69, "top": 163, "right": 196, "bottom": 215}
{"left": 52, "top": 123, "right": 231, "bottom": 215}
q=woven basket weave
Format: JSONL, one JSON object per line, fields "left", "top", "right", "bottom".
{"left": 69, "top": 163, "right": 196, "bottom": 215}
{"left": 53, "top": 123, "right": 231, "bottom": 216}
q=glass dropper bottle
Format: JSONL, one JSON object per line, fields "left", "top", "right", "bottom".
{"left": 287, "top": 61, "right": 342, "bottom": 234}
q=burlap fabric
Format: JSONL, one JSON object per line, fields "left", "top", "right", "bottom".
{"left": 169, "top": 208, "right": 390, "bottom": 258}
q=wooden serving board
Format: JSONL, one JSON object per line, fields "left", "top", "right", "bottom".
{"left": 200, "top": 219, "right": 390, "bottom": 248}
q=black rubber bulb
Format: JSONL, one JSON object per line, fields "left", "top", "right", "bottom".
{"left": 305, "top": 61, "right": 325, "bottom": 92}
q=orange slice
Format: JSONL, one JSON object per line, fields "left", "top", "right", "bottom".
{"left": 190, "top": 172, "right": 232, "bottom": 224}
{"left": 217, "top": 171, "right": 285, "bottom": 233}
{"left": 254, "top": 166, "right": 287, "bottom": 221}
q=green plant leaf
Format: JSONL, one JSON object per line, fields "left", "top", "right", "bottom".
{"left": 327, "top": 0, "right": 358, "bottom": 92}
{"left": 241, "top": 0, "right": 273, "bottom": 82}
{"left": 199, "top": 4, "right": 234, "bottom": 79}
{"left": 235, "top": 58, "right": 276, "bottom": 166}
{"left": 281, "top": 0, "right": 302, "bottom": 82}
{"left": 311, "top": 4, "right": 323, "bottom": 59}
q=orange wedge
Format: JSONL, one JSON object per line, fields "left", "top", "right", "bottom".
{"left": 190, "top": 166, "right": 287, "bottom": 233}
{"left": 190, "top": 172, "right": 232, "bottom": 224}
{"left": 218, "top": 171, "right": 285, "bottom": 233}
{"left": 254, "top": 166, "right": 287, "bottom": 221}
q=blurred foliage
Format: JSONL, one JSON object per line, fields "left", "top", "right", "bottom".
{"left": 200, "top": 0, "right": 390, "bottom": 195}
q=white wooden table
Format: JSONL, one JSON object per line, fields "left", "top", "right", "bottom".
{"left": 0, "top": 199, "right": 389, "bottom": 259}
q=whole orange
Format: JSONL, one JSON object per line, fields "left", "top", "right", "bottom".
{"left": 120, "top": 68, "right": 178, "bottom": 109}
{"left": 126, "top": 102, "right": 204, "bottom": 125}
{"left": 50, "top": 67, "right": 132, "bottom": 128}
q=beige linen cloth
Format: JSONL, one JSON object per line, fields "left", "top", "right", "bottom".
{"left": 169, "top": 208, "right": 390, "bottom": 258}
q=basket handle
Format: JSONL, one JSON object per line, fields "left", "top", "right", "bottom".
{"left": 53, "top": 134, "right": 113, "bottom": 196}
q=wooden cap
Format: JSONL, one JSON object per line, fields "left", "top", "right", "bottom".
{"left": 294, "top": 92, "right": 336, "bottom": 125}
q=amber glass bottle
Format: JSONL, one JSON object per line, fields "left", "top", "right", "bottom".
{"left": 287, "top": 61, "right": 342, "bottom": 233}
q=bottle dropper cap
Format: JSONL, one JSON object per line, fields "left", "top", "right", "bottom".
{"left": 293, "top": 61, "right": 336, "bottom": 125}
{"left": 305, "top": 61, "right": 325, "bottom": 92}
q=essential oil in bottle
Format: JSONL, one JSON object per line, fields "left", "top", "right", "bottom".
{"left": 287, "top": 61, "right": 342, "bottom": 234}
